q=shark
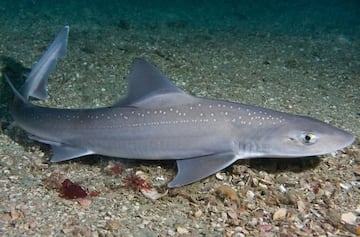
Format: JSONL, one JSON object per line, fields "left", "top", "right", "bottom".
{"left": 4, "top": 26, "right": 355, "bottom": 188}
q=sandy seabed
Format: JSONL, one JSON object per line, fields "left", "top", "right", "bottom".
{"left": 0, "top": 1, "right": 359, "bottom": 236}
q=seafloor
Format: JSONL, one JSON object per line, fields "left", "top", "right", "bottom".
{"left": 0, "top": 1, "right": 359, "bottom": 236}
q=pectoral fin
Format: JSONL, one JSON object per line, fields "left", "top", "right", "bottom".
{"left": 168, "top": 153, "right": 237, "bottom": 188}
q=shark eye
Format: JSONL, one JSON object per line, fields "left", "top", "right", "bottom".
{"left": 301, "top": 132, "right": 317, "bottom": 145}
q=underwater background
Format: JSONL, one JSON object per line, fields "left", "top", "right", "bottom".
{"left": 0, "top": 0, "right": 359, "bottom": 236}
{"left": 2, "top": 0, "right": 360, "bottom": 35}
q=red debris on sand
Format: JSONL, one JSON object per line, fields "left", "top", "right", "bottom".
{"left": 89, "top": 191, "right": 101, "bottom": 197}
{"left": 59, "top": 179, "right": 88, "bottom": 199}
{"left": 110, "top": 164, "right": 125, "bottom": 175}
{"left": 123, "top": 172, "right": 151, "bottom": 191}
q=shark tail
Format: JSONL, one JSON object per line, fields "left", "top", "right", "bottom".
{"left": 4, "top": 73, "right": 27, "bottom": 104}
{"left": 14, "top": 26, "right": 69, "bottom": 101}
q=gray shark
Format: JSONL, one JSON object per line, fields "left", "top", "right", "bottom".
{"left": 5, "top": 26, "right": 355, "bottom": 187}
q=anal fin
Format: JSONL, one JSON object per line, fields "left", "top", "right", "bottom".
{"left": 168, "top": 153, "right": 237, "bottom": 188}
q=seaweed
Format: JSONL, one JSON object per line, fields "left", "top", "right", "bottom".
{"left": 59, "top": 179, "right": 88, "bottom": 199}
{"left": 123, "top": 172, "right": 151, "bottom": 191}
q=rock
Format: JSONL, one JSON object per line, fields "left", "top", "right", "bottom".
{"left": 140, "top": 187, "right": 168, "bottom": 200}
{"left": 176, "top": 226, "right": 189, "bottom": 234}
{"left": 341, "top": 212, "right": 357, "bottom": 225}
{"left": 194, "top": 209, "right": 203, "bottom": 218}
{"left": 273, "top": 208, "right": 287, "bottom": 220}
{"left": 216, "top": 185, "right": 239, "bottom": 203}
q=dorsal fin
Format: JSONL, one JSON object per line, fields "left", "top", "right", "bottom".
{"left": 113, "top": 58, "right": 196, "bottom": 108}
{"left": 21, "top": 26, "right": 69, "bottom": 100}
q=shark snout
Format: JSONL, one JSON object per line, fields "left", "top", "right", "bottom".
{"left": 332, "top": 129, "right": 356, "bottom": 151}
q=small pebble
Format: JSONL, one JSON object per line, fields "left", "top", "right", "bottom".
{"left": 10, "top": 205, "right": 20, "bottom": 220}
{"left": 140, "top": 187, "right": 168, "bottom": 200}
{"left": 258, "top": 224, "right": 272, "bottom": 232}
{"left": 234, "top": 226, "right": 244, "bottom": 233}
{"left": 177, "top": 226, "right": 189, "bottom": 234}
{"left": 194, "top": 209, "right": 203, "bottom": 218}
{"left": 167, "top": 229, "right": 175, "bottom": 236}
{"left": 216, "top": 185, "right": 239, "bottom": 203}
{"left": 106, "top": 220, "right": 121, "bottom": 230}
{"left": 215, "top": 172, "right": 225, "bottom": 180}
{"left": 234, "top": 233, "right": 245, "bottom": 237}
{"left": 339, "top": 182, "right": 352, "bottom": 191}
{"left": 278, "top": 184, "right": 287, "bottom": 193}
{"left": 246, "top": 190, "right": 255, "bottom": 200}
{"left": 341, "top": 212, "right": 357, "bottom": 225}
{"left": 135, "top": 170, "right": 149, "bottom": 181}
{"left": 77, "top": 198, "right": 92, "bottom": 206}
{"left": 273, "top": 208, "right": 287, "bottom": 220}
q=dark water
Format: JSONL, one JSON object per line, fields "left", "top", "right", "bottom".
{"left": 1, "top": 0, "right": 359, "bottom": 36}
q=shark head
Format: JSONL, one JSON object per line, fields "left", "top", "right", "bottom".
{"left": 259, "top": 115, "right": 355, "bottom": 157}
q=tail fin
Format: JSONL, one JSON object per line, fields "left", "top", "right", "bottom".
{"left": 4, "top": 73, "right": 27, "bottom": 103}
{"left": 20, "top": 26, "right": 69, "bottom": 100}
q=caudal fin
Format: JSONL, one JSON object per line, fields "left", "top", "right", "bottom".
{"left": 20, "top": 26, "right": 69, "bottom": 100}
{"left": 3, "top": 73, "right": 27, "bottom": 103}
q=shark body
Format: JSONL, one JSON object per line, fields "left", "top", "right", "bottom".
{"left": 5, "top": 26, "right": 355, "bottom": 187}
